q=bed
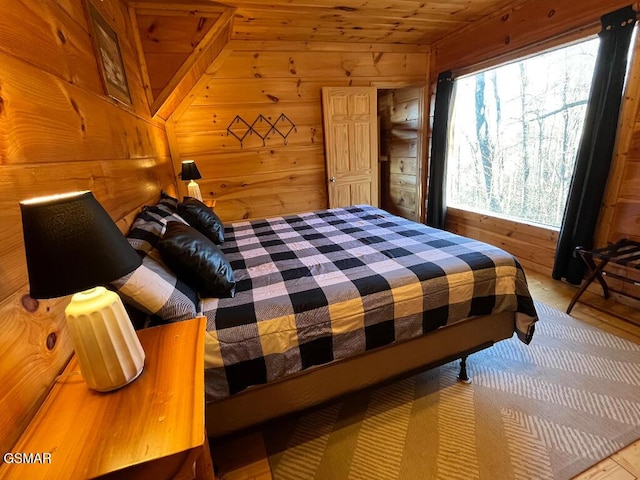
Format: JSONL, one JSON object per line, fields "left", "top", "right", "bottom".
{"left": 115, "top": 199, "right": 538, "bottom": 438}
{"left": 198, "top": 205, "right": 537, "bottom": 437}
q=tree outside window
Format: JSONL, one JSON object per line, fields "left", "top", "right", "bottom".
{"left": 446, "top": 38, "right": 599, "bottom": 229}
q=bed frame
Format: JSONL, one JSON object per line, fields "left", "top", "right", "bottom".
{"left": 205, "top": 311, "right": 515, "bottom": 437}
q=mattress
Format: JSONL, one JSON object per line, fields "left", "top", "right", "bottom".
{"left": 201, "top": 205, "right": 538, "bottom": 401}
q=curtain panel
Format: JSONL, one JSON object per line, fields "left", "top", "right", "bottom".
{"left": 552, "top": 5, "right": 637, "bottom": 285}
{"left": 426, "top": 70, "right": 454, "bottom": 229}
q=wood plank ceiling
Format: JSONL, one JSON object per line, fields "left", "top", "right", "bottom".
{"left": 125, "top": 0, "right": 522, "bottom": 119}
{"left": 218, "top": 0, "right": 520, "bottom": 44}
{"left": 135, "top": 12, "right": 222, "bottom": 99}
{"left": 128, "top": 1, "right": 235, "bottom": 119}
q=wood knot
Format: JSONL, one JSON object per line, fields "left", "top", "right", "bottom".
{"left": 334, "top": 5, "right": 357, "bottom": 11}
{"left": 501, "top": 14, "right": 509, "bottom": 21}
{"left": 548, "top": 9, "right": 555, "bottom": 18}
{"left": 504, "top": 36, "right": 511, "bottom": 45}
{"left": 21, "top": 294, "right": 39, "bottom": 313}
{"left": 57, "top": 28, "right": 67, "bottom": 44}
{"left": 46, "top": 332, "right": 57, "bottom": 350}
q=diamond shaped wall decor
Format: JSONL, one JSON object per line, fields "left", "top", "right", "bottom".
{"left": 225, "top": 114, "right": 297, "bottom": 147}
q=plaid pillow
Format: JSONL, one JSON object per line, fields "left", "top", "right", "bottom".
{"left": 145, "top": 205, "right": 189, "bottom": 225}
{"left": 126, "top": 206, "right": 189, "bottom": 256}
{"left": 111, "top": 249, "right": 199, "bottom": 323}
{"left": 113, "top": 205, "right": 199, "bottom": 323}
{"left": 159, "top": 191, "right": 179, "bottom": 212}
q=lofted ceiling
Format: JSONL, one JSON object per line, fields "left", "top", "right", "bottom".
{"left": 135, "top": 12, "right": 224, "bottom": 99}
{"left": 127, "top": 0, "right": 521, "bottom": 118}
{"left": 217, "top": 0, "right": 520, "bottom": 45}
{"left": 128, "top": 1, "right": 234, "bottom": 118}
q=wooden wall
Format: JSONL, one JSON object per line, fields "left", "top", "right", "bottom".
{"left": 435, "top": 0, "right": 638, "bottom": 278}
{"left": 169, "top": 41, "right": 429, "bottom": 222}
{"left": 0, "top": 0, "right": 173, "bottom": 454}
{"left": 378, "top": 87, "right": 422, "bottom": 221}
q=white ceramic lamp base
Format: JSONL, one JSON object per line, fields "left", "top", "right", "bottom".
{"left": 187, "top": 180, "right": 203, "bottom": 201}
{"left": 65, "top": 287, "right": 145, "bottom": 392}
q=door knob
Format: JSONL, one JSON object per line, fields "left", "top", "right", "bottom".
{"left": 329, "top": 177, "right": 336, "bottom": 183}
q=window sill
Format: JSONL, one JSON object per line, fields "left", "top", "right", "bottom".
{"left": 446, "top": 206, "right": 560, "bottom": 233}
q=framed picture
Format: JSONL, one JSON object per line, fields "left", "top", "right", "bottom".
{"left": 85, "top": 0, "right": 132, "bottom": 106}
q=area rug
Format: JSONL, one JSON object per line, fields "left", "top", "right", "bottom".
{"left": 263, "top": 302, "right": 640, "bottom": 480}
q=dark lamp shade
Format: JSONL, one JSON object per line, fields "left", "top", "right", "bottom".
{"left": 181, "top": 160, "right": 202, "bottom": 181}
{"left": 20, "top": 191, "right": 142, "bottom": 299}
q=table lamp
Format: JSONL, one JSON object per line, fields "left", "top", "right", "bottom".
{"left": 181, "top": 160, "right": 203, "bottom": 201}
{"left": 20, "top": 191, "right": 145, "bottom": 392}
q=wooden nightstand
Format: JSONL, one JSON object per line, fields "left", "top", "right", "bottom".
{"left": 0, "top": 317, "right": 214, "bottom": 480}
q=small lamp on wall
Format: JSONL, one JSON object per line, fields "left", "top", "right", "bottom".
{"left": 20, "top": 191, "right": 145, "bottom": 392}
{"left": 181, "top": 160, "right": 203, "bottom": 201}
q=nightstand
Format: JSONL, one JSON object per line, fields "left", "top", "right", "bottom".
{"left": 0, "top": 317, "right": 214, "bottom": 480}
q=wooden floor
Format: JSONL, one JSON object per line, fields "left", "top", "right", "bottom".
{"left": 211, "top": 270, "right": 640, "bottom": 480}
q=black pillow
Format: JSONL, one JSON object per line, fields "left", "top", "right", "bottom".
{"left": 177, "top": 197, "right": 224, "bottom": 244}
{"left": 158, "top": 222, "right": 235, "bottom": 298}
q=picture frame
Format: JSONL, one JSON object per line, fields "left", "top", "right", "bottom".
{"left": 85, "top": 0, "right": 132, "bottom": 106}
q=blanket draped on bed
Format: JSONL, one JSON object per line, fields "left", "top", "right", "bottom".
{"left": 200, "top": 206, "right": 538, "bottom": 402}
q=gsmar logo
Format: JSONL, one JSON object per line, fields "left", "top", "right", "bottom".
{"left": 3, "top": 452, "right": 52, "bottom": 464}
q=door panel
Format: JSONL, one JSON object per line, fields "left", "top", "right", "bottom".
{"left": 323, "top": 87, "right": 378, "bottom": 208}
{"left": 334, "top": 184, "right": 351, "bottom": 208}
{"left": 332, "top": 123, "right": 351, "bottom": 174}
{"left": 353, "top": 182, "right": 372, "bottom": 205}
{"left": 353, "top": 122, "right": 371, "bottom": 171}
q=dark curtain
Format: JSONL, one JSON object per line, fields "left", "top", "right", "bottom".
{"left": 552, "top": 5, "right": 637, "bottom": 285}
{"left": 426, "top": 71, "right": 454, "bottom": 229}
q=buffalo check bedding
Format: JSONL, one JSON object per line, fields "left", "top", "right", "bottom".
{"left": 201, "top": 205, "right": 538, "bottom": 402}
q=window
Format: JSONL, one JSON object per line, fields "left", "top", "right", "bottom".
{"left": 445, "top": 38, "right": 600, "bottom": 228}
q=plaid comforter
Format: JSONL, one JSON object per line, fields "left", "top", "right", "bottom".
{"left": 202, "top": 205, "right": 538, "bottom": 402}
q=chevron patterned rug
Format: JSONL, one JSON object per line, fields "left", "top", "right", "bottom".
{"left": 263, "top": 302, "right": 640, "bottom": 480}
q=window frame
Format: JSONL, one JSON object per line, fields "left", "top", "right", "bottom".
{"left": 442, "top": 35, "right": 601, "bottom": 231}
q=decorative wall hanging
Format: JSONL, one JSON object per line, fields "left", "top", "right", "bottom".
{"left": 226, "top": 114, "right": 297, "bottom": 147}
{"left": 85, "top": 0, "right": 132, "bottom": 106}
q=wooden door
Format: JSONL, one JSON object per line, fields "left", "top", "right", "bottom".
{"left": 322, "top": 87, "right": 379, "bottom": 208}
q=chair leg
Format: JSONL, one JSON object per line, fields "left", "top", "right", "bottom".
{"left": 586, "top": 256, "right": 610, "bottom": 299}
{"left": 567, "top": 259, "right": 610, "bottom": 314}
